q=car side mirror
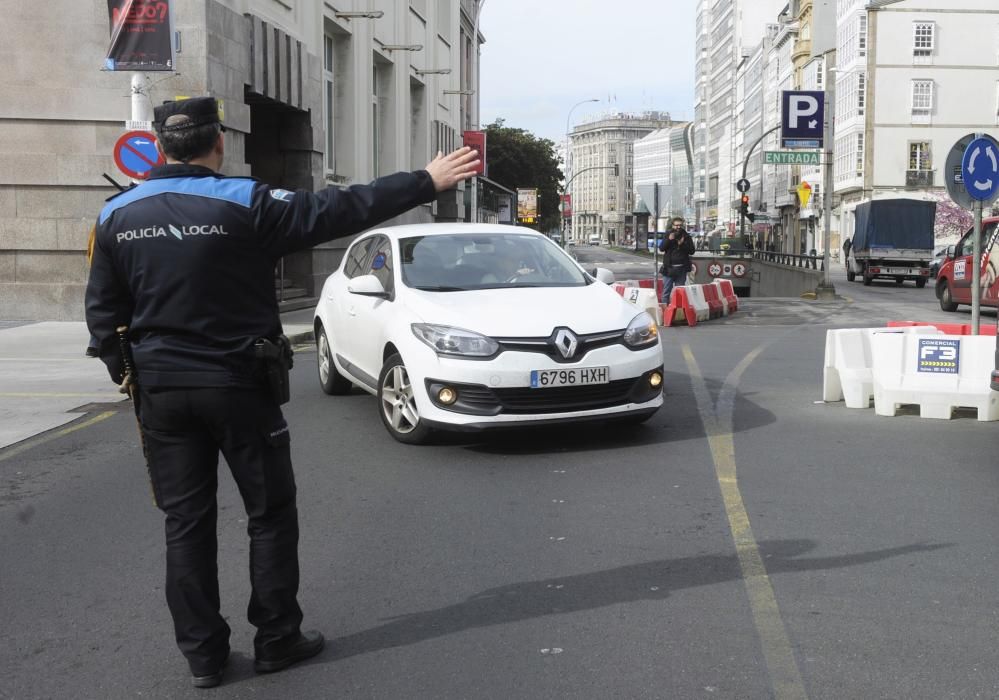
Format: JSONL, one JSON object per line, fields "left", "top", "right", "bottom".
{"left": 347, "top": 274, "right": 390, "bottom": 298}
{"left": 946, "top": 245, "right": 955, "bottom": 258}
{"left": 593, "top": 267, "right": 615, "bottom": 284}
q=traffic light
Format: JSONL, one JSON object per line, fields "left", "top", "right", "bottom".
{"left": 739, "top": 194, "right": 756, "bottom": 223}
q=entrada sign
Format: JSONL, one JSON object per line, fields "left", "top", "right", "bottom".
{"left": 765, "top": 151, "right": 820, "bottom": 165}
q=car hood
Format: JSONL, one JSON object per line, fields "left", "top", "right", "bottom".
{"left": 402, "top": 284, "right": 646, "bottom": 337}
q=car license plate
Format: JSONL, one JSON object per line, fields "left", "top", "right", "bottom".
{"left": 887, "top": 268, "right": 910, "bottom": 274}
{"left": 530, "top": 367, "right": 609, "bottom": 388}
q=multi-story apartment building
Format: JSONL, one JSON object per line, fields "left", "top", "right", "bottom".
{"left": 633, "top": 123, "right": 695, "bottom": 233}
{"left": 0, "top": 0, "right": 483, "bottom": 320}
{"left": 734, "top": 29, "right": 776, "bottom": 243}
{"left": 835, "top": 0, "right": 999, "bottom": 244}
{"left": 734, "top": 0, "right": 836, "bottom": 255}
{"left": 693, "top": 0, "right": 788, "bottom": 231}
{"left": 569, "top": 112, "right": 673, "bottom": 246}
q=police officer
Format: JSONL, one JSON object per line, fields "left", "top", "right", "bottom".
{"left": 85, "top": 97, "right": 478, "bottom": 688}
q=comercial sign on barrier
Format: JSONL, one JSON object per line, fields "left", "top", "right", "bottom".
{"left": 917, "top": 338, "right": 960, "bottom": 374}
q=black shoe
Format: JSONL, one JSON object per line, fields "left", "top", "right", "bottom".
{"left": 85, "top": 346, "right": 99, "bottom": 358}
{"left": 254, "top": 630, "right": 325, "bottom": 674}
{"left": 192, "top": 652, "right": 229, "bottom": 689}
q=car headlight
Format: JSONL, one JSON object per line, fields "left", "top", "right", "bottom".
{"left": 623, "top": 312, "right": 659, "bottom": 348}
{"left": 412, "top": 324, "right": 499, "bottom": 357}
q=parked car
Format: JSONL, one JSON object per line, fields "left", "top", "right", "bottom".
{"left": 929, "top": 243, "right": 954, "bottom": 279}
{"left": 589, "top": 234, "right": 601, "bottom": 245}
{"left": 313, "top": 224, "right": 664, "bottom": 443}
{"left": 935, "top": 217, "right": 999, "bottom": 312}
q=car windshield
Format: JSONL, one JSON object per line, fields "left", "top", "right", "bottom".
{"left": 399, "top": 233, "right": 589, "bottom": 291}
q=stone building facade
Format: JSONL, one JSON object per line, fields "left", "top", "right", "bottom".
{"left": 0, "top": 0, "right": 483, "bottom": 320}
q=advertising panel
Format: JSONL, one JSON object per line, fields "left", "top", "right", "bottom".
{"left": 106, "top": 0, "right": 175, "bottom": 71}
{"left": 462, "top": 131, "right": 486, "bottom": 175}
{"left": 560, "top": 194, "right": 572, "bottom": 218}
{"left": 517, "top": 188, "right": 538, "bottom": 222}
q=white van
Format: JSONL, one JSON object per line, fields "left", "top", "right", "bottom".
{"left": 588, "top": 234, "right": 601, "bottom": 246}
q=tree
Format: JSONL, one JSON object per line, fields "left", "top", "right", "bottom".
{"left": 932, "top": 194, "right": 974, "bottom": 241}
{"left": 483, "top": 119, "right": 563, "bottom": 232}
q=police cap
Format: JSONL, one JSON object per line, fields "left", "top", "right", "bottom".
{"left": 153, "top": 97, "right": 225, "bottom": 133}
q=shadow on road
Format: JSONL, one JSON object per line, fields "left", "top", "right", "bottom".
{"left": 317, "top": 539, "right": 950, "bottom": 663}
{"left": 448, "top": 369, "right": 776, "bottom": 455}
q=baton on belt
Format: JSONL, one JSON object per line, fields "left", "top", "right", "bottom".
{"left": 115, "top": 325, "right": 137, "bottom": 400}
{"left": 116, "top": 325, "right": 156, "bottom": 504}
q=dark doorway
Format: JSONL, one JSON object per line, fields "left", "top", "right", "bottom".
{"left": 244, "top": 90, "right": 320, "bottom": 303}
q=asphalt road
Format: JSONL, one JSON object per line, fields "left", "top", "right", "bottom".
{"left": 3, "top": 263, "right": 999, "bottom": 699}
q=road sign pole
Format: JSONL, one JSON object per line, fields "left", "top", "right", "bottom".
{"left": 653, "top": 183, "right": 660, "bottom": 296}
{"left": 972, "top": 199, "right": 983, "bottom": 335}
{"left": 818, "top": 69, "right": 836, "bottom": 299}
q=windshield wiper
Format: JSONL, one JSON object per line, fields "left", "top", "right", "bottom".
{"left": 411, "top": 285, "right": 468, "bottom": 292}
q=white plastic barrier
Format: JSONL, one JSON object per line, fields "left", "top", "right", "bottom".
{"left": 871, "top": 333, "right": 999, "bottom": 421}
{"left": 823, "top": 326, "right": 942, "bottom": 409}
{"left": 681, "top": 284, "right": 711, "bottom": 323}
{"left": 622, "top": 287, "right": 663, "bottom": 325}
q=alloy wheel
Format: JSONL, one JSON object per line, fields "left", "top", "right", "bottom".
{"left": 381, "top": 364, "right": 419, "bottom": 433}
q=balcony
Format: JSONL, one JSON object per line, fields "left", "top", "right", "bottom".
{"left": 905, "top": 170, "right": 934, "bottom": 188}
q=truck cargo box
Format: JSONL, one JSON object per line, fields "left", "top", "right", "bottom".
{"left": 852, "top": 199, "right": 936, "bottom": 251}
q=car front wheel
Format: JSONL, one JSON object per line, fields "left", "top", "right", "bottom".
{"left": 317, "top": 325, "right": 353, "bottom": 395}
{"left": 378, "top": 353, "right": 432, "bottom": 444}
{"left": 938, "top": 280, "right": 958, "bottom": 312}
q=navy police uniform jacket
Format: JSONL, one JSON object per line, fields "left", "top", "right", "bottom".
{"left": 86, "top": 164, "right": 436, "bottom": 388}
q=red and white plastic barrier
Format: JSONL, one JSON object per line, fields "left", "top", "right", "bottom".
{"left": 715, "top": 279, "right": 739, "bottom": 313}
{"left": 659, "top": 280, "right": 740, "bottom": 327}
{"left": 887, "top": 321, "right": 997, "bottom": 336}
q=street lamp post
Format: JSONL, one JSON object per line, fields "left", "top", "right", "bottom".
{"left": 470, "top": 0, "right": 485, "bottom": 223}
{"left": 566, "top": 98, "right": 598, "bottom": 244}
{"left": 817, "top": 54, "right": 838, "bottom": 300}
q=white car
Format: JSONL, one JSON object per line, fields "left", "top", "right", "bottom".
{"left": 312, "top": 224, "right": 664, "bottom": 443}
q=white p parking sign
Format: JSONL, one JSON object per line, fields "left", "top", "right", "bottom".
{"left": 781, "top": 90, "right": 825, "bottom": 148}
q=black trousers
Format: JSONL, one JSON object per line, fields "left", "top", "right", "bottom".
{"left": 138, "top": 385, "right": 303, "bottom": 674}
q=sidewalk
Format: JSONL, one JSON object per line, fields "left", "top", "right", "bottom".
{"left": 0, "top": 316, "right": 315, "bottom": 450}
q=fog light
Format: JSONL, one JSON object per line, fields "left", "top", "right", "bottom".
{"left": 438, "top": 387, "right": 458, "bottom": 405}
{"left": 649, "top": 371, "right": 663, "bottom": 388}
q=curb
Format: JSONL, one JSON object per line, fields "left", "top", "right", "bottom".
{"left": 288, "top": 330, "right": 315, "bottom": 346}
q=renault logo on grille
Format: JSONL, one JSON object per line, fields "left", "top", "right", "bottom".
{"left": 553, "top": 329, "right": 579, "bottom": 359}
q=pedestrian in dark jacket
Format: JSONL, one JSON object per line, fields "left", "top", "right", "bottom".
{"left": 85, "top": 96, "right": 478, "bottom": 689}
{"left": 658, "top": 217, "right": 696, "bottom": 302}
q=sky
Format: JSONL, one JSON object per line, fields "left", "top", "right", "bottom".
{"left": 478, "top": 0, "right": 696, "bottom": 144}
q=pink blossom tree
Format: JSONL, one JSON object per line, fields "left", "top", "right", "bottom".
{"left": 932, "top": 194, "right": 973, "bottom": 241}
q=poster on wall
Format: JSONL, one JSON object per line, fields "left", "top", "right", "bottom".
{"left": 106, "top": 0, "right": 175, "bottom": 71}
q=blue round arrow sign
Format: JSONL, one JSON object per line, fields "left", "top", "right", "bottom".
{"left": 113, "top": 130, "right": 165, "bottom": 180}
{"left": 961, "top": 135, "right": 999, "bottom": 203}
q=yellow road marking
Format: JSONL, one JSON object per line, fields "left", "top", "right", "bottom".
{"left": 683, "top": 344, "right": 808, "bottom": 700}
{"left": 0, "top": 411, "right": 117, "bottom": 464}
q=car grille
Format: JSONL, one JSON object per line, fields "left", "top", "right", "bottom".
{"left": 427, "top": 375, "right": 658, "bottom": 416}
{"left": 496, "top": 330, "right": 625, "bottom": 363}
{"left": 493, "top": 379, "right": 637, "bottom": 414}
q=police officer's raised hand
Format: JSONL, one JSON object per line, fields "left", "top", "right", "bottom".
{"left": 425, "top": 147, "right": 481, "bottom": 192}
